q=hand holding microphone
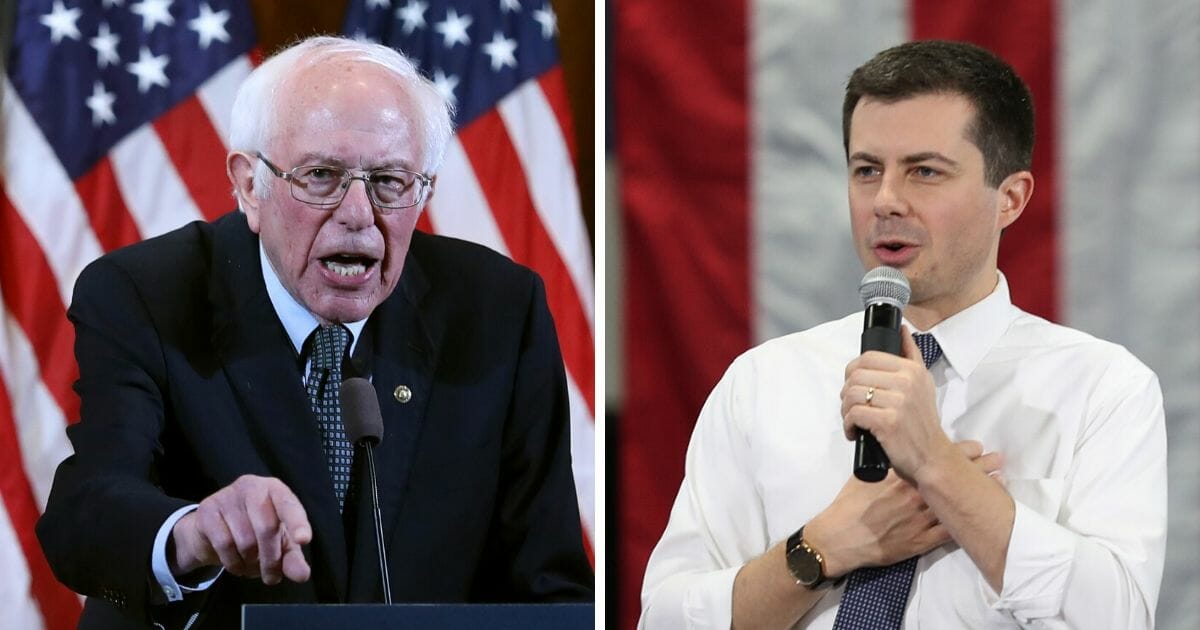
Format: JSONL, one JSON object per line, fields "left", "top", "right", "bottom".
{"left": 850, "top": 267, "right": 910, "bottom": 482}
{"left": 844, "top": 267, "right": 956, "bottom": 483}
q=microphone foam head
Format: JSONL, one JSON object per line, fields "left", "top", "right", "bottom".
{"left": 859, "top": 266, "right": 911, "bottom": 308}
{"left": 341, "top": 377, "right": 384, "bottom": 446}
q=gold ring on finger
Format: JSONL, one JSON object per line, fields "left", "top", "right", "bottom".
{"left": 865, "top": 386, "right": 875, "bottom": 406}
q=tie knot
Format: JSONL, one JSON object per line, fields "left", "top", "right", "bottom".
{"left": 310, "top": 325, "right": 349, "bottom": 371}
{"left": 912, "top": 333, "right": 942, "bottom": 368}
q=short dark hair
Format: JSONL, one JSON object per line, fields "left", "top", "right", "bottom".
{"left": 842, "top": 40, "right": 1034, "bottom": 187}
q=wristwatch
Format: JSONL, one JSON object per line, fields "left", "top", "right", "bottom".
{"left": 786, "top": 526, "right": 831, "bottom": 589}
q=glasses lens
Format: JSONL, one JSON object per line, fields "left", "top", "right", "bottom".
{"left": 292, "top": 166, "right": 348, "bottom": 204}
{"left": 370, "top": 170, "right": 424, "bottom": 208}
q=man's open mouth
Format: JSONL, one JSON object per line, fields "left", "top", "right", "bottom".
{"left": 321, "top": 254, "right": 377, "bottom": 277}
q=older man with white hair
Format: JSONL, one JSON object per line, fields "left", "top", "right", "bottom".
{"left": 37, "top": 36, "right": 593, "bottom": 630}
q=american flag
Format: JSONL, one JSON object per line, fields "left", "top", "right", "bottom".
{"left": 1, "top": 1, "right": 258, "bottom": 627}
{"left": 343, "top": 0, "right": 596, "bottom": 558}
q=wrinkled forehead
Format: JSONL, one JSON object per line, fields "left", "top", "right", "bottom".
{"left": 276, "top": 55, "right": 415, "bottom": 113}
{"left": 268, "top": 59, "right": 426, "bottom": 164}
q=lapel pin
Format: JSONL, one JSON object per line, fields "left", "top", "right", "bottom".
{"left": 393, "top": 385, "right": 412, "bottom": 403}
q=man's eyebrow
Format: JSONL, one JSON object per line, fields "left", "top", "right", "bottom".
{"left": 294, "top": 153, "right": 419, "bottom": 171}
{"left": 296, "top": 152, "right": 347, "bottom": 166}
{"left": 849, "top": 151, "right": 882, "bottom": 164}
{"left": 900, "top": 152, "right": 960, "bottom": 169}
{"left": 848, "top": 151, "right": 961, "bottom": 170}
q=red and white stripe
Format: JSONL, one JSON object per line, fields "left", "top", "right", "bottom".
{"left": 1, "top": 52, "right": 259, "bottom": 626}
{"left": 616, "top": 1, "right": 1199, "bottom": 628}
{"left": 429, "top": 68, "right": 596, "bottom": 549}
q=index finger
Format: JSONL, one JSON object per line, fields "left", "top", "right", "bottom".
{"left": 268, "top": 483, "right": 312, "bottom": 545}
{"left": 844, "top": 351, "right": 910, "bottom": 379}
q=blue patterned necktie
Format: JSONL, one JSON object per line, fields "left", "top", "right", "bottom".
{"left": 305, "top": 325, "right": 353, "bottom": 511}
{"left": 831, "top": 332, "right": 942, "bottom": 630}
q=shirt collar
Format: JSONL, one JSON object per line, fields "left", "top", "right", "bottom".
{"left": 906, "top": 271, "right": 1020, "bottom": 379}
{"left": 260, "top": 243, "right": 367, "bottom": 356}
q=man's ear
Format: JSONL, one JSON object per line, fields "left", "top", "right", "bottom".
{"left": 424, "top": 174, "right": 438, "bottom": 206}
{"left": 997, "top": 170, "right": 1034, "bottom": 231}
{"left": 227, "top": 151, "right": 262, "bottom": 233}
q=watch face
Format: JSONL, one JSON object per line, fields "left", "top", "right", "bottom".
{"left": 788, "top": 544, "right": 822, "bottom": 585}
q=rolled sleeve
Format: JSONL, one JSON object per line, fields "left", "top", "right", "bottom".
{"left": 640, "top": 355, "right": 772, "bottom": 629}
{"left": 640, "top": 566, "right": 741, "bottom": 630}
{"left": 982, "top": 364, "right": 1165, "bottom": 629}
{"left": 982, "top": 501, "right": 1077, "bottom": 621}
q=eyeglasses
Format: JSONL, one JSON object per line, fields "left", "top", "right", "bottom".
{"left": 257, "top": 153, "right": 432, "bottom": 211}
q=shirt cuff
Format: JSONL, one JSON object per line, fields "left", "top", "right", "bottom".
{"left": 640, "top": 566, "right": 741, "bottom": 630}
{"left": 152, "top": 505, "right": 223, "bottom": 602}
{"left": 982, "top": 499, "right": 1076, "bottom": 622}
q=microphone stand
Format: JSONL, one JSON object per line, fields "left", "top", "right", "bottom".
{"left": 341, "top": 376, "right": 391, "bottom": 603}
{"left": 362, "top": 442, "right": 392, "bottom": 604}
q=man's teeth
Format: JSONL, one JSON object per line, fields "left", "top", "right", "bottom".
{"left": 323, "top": 259, "right": 367, "bottom": 276}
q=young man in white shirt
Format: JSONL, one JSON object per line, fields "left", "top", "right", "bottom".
{"left": 640, "top": 40, "right": 1166, "bottom": 630}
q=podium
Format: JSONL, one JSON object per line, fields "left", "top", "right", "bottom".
{"left": 242, "top": 603, "right": 594, "bottom": 629}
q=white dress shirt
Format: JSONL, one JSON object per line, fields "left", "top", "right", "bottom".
{"left": 640, "top": 273, "right": 1167, "bottom": 629}
{"left": 150, "top": 243, "right": 366, "bottom": 602}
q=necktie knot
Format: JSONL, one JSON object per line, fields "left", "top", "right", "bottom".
{"left": 912, "top": 332, "right": 942, "bottom": 368}
{"left": 311, "top": 325, "right": 350, "bottom": 371}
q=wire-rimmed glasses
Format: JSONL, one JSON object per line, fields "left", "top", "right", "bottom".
{"left": 257, "top": 153, "right": 432, "bottom": 212}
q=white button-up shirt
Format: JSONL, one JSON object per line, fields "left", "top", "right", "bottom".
{"left": 640, "top": 274, "right": 1167, "bottom": 629}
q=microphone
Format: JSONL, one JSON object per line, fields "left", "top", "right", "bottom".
{"left": 340, "top": 377, "right": 391, "bottom": 604}
{"left": 853, "top": 266, "right": 911, "bottom": 482}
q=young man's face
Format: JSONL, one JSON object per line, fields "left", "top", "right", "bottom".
{"left": 846, "top": 92, "right": 1028, "bottom": 321}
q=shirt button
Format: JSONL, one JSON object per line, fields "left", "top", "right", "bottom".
{"left": 393, "top": 385, "right": 412, "bottom": 403}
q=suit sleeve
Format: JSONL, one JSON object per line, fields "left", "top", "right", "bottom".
{"left": 471, "top": 273, "right": 594, "bottom": 601}
{"left": 36, "top": 257, "right": 197, "bottom": 625}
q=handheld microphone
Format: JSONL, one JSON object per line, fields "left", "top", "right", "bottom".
{"left": 340, "top": 377, "right": 391, "bottom": 604}
{"left": 853, "top": 267, "right": 911, "bottom": 482}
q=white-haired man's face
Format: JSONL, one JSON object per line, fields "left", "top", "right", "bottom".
{"left": 230, "top": 58, "right": 429, "bottom": 324}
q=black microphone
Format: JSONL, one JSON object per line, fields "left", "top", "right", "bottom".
{"left": 853, "top": 266, "right": 911, "bottom": 482}
{"left": 340, "top": 377, "right": 392, "bottom": 604}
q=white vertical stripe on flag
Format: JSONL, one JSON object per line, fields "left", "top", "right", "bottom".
{"left": 425, "top": 138, "right": 510, "bottom": 255}
{"left": 0, "top": 501, "right": 42, "bottom": 630}
{"left": 0, "top": 309, "right": 71, "bottom": 510}
{"left": 497, "top": 83, "right": 596, "bottom": 330}
{"left": 1061, "top": 2, "right": 1200, "bottom": 626}
{"left": 196, "top": 55, "right": 254, "bottom": 146}
{"left": 1, "top": 78, "right": 104, "bottom": 306}
{"left": 566, "top": 376, "right": 595, "bottom": 537}
{"left": 109, "top": 126, "right": 205, "bottom": 239}
{"left": 751, "top": 1, "right": 905, "bottom": 342}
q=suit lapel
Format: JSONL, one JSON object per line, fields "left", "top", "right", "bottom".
{"left": 207, "top": 214, "right": 349, "bottom": 601}
{"left": 366, "top": 244, "right": 440, "bottom": 548}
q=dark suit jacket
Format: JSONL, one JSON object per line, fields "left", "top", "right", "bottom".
{"left": 36, "top": 211, "right": 593, "bottom": 629}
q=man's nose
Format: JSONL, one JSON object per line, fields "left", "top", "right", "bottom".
{"left": 873, "top": 172, "right": 910, "bottom": 217}
{"left": 333, "top": 176, "right": 377, "bottom": 229}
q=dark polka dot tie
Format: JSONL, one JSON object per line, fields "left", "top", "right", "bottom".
{"left": 912, "top": 333, "right": 943, "bottom": 372}
{"left": 832, "top": 332, "right": 942, "bottom": 630}
{"left": 306, "top": 325, "right": 353, "bottom": 511}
